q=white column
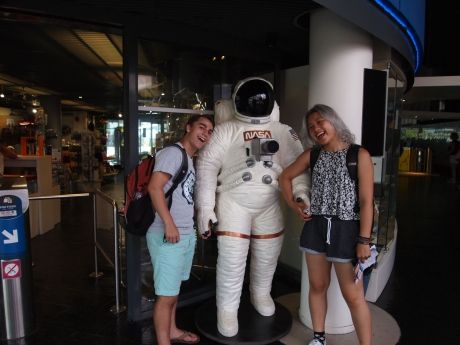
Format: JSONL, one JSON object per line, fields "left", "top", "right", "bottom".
{"left": 299, "top": 8, "right": 373, "bottom": 334}
{"left": 308, "top": 8, "right": 373, "bottom": 143}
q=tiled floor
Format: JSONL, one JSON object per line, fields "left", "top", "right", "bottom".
{"left": 277, "top": 293, "right": 400, "bottom": 345}
{"left": 373, "top": 175, "right": 460, "bottom": 345}
{"left": 3, "top": 174, "right": 459, "bottom": 344}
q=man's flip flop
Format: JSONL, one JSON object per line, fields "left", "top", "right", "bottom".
{"left": 171, "top": 330, "right": 200, "bottom": 344}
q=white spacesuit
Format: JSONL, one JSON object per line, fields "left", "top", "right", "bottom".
{"left": 195, "top": 77, "right": 309, "bottom": 337}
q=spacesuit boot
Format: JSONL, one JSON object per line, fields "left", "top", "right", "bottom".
{"left": 216, "top": 235, "right": 250, "bottom": 337}
{"left": 249, "top": 235, "right": 283, "bottom": 316}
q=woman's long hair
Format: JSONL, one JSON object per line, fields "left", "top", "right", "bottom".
{"left": 301, "top": 104, "right": 355, "bottom": 148}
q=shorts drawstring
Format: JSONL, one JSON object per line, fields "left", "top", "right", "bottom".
{"left": 324, "top": 216, "right": 332, "bottom": 244}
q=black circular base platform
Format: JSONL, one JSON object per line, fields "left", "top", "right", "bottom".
{"left": 195, "top": 297, "right": 292, "bottom": 345}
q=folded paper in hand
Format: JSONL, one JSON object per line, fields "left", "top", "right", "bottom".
{"left": 354, "top": 245, "right": 378, "bottom": 283}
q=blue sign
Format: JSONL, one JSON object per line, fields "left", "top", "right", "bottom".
{"left": 0, "top": 195, "right": 26, "bottom": 255}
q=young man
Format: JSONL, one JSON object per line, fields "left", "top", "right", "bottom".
{"left": 147, "top": 115, "right": 214, "bottom": 345}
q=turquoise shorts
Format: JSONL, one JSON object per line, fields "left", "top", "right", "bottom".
{"left": 146, "top": 232, "right": 196, "bottom": 296}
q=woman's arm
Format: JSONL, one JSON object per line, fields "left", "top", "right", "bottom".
{"left": 148, "top": 171, "right": 179, "bottom": 243}
{"left": 279, "top": 149, "right": 311, "bottom": 220}
{"left": 356, "top": 147, "right": 374, "bottom": 261}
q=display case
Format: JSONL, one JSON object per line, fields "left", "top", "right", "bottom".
{"left": 4, "top": 155, "right": 61, "bottom": 238}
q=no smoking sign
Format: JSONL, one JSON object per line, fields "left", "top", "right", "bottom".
{"left": 1, "top": 259, "right": 21, "bottom": 279}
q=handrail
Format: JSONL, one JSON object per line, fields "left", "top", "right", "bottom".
{"left": 29, "top": 191, "right": 126, "bottom": 315}
{"left": 28, "top": 193, "right": 90, "bottom": 200}
{"left": 93, "top": 189, "right": 126, "bottom": 315}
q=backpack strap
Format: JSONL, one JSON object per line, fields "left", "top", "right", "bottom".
{"left": 309, "top": 146, "right": 321, "bottom": 173}
{"left": 346, "top": 144, "right": 360, "bottom": 182}
{"left": 346, "top": 144, "right": 361, "bottom": 212}
{"left": 164, "top": 143, "right": 188, "bottom": 208}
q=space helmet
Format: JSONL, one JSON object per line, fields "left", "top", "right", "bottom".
{"left": 232, "top": 77, "right": 275, "bottom": 124}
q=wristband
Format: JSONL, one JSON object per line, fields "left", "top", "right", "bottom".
{"left": 357, "top": 235, "right": 371, "bottom": 245}
{"left": 357, "top": 240, "right": 370, "bottom": 245}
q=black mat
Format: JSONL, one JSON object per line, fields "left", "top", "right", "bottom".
{"left": 195, "top": 297, "right": 292, "bottom": 345}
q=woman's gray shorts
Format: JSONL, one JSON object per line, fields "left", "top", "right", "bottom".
{"left": 299, "top": 215, "right": 359, "bottom": 262}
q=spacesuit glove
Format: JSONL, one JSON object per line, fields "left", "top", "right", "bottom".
{"left": 197, "top": 208, "right": 218, "bottom": 236}
{"left": 294, "top": 193, "right": 310, "bottom": 205}
{"left": 293, "top": 193, "right": 312, "bottom": 220}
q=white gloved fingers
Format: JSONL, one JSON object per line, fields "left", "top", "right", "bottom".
{"left": 197, "top": 208, "right": 218, "bottom": 235}
{"left": 293, "top": 192, "right": 310, "bottom": 206}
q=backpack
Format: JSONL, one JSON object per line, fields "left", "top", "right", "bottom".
{"left": 124, "top": 143, "right": 188, "bottom": 236}
{"left": 310, "top": 144, "right": 361, "bottom": 213}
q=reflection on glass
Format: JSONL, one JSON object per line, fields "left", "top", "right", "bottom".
{"left": 134, "top": 38, "right": 276, "bottom": 160}
{"left": 374, "top": 65, "right": 406, "bottom": 250}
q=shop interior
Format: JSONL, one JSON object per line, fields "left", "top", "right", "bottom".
{"left": 0, "top": 13, "right": 292, "bottom": 195}
{"left": 0, "top": 18, "right": 122, "bottom": 193}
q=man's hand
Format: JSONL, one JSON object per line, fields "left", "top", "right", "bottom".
{"left": 163, "top": 224, "right": 180, "bottom": 243}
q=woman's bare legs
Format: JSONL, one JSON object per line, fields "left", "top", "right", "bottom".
{"left": 305, "top": 253, "right": 332, "bottom": 333}
{"left": 335, "top": 262, "right": 372, "bottom": 345}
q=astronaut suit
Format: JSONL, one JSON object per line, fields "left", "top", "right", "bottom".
{"left": 196, "top": 77, "right": 309, "bottom": 337}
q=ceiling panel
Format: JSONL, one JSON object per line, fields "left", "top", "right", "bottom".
{"left": 0, "top": 1, "right": 318, "bottom": 115}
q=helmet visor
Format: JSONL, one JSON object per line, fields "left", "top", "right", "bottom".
{"left": 234, "top": 79, "right": 274, "bottom": 118}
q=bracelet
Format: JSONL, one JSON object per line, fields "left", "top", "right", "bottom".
{"left": 357, "top": 240, "right": 370, "bottom": 245}
{"left": 357, "top": 235, "right": 371, "bottom": 245}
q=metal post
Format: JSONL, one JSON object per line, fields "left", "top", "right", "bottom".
{"left": 89, "top": 193, "right": 103, "bottom": 278}
{"left": 0, "top": 177, "right": 34, "bottom": 341}
{"left": 28, "top": 192, "right": 124, "bottom": 315}
{"left": 110, "top": 199, "right": 126, "bottom": 314}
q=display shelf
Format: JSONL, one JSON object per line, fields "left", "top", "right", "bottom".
{"left": 4, "top": 155, "right": 61, "bottom": 238}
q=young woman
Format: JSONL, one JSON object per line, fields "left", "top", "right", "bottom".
{"left": 279, "top": 104, "right": 373, "bottom": 345}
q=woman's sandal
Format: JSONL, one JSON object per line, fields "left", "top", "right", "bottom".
{"left": 170, "top": 330, "right": 200, "bottom": 344}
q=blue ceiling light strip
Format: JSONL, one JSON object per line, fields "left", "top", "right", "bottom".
{"left": 372, "top": 0, "right": 423, "bottom": 73}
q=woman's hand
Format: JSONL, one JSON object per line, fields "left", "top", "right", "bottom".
{"left": 356, "top": 242, "right": 371, "bottom": 262}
